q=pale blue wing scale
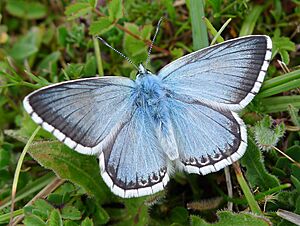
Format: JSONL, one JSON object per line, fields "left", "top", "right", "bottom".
{"left": 167, "top": 98, "right": 247, "bottom": 175}
{"left": 99, "top": 108, "right": 169, "bottom": 198}
{"left": 158, "top": 35, "right": 272, "bottom": 110}
{"left": 23, "top": 77, "right": 135, "bottom": 155}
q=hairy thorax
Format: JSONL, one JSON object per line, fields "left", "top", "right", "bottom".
{"left": 133, "top": 75, "right": 168, "bottom": 122}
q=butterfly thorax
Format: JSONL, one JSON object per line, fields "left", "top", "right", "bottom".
{"left": 134, "top": 74, "right": 167, "bottom": 120}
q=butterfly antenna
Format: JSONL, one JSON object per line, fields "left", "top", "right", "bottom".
{"left": 145, "top": 17, "right": 164, "bottom": 68}
{"left": 96, "top": 36, "right": 139, "bottom": 71}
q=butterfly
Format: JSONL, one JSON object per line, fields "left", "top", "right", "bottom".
{"left": 23, "top": 35, "right": 272, "bottom": 198}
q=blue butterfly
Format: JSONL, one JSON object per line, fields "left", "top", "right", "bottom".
{"left": 23, "top": 35, "right": 272, "bottom": 198}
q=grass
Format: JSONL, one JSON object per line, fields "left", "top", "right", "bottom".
{"left": 0, "top": 0, "right": 300, "bottom": 225}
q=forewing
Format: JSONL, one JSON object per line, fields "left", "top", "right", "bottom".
{"left": 99, "top": 108, "right": 169, "bottom": 198}
{"left": 23, "top": 77, "right": 135, "bottom": 155}
{"left": 168, "top": 99, "right": 247, "bottom": 175}
{"left": 158, "top": 35, "right": 272, "bottom": 110}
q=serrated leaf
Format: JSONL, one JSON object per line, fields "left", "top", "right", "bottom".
{"left": 61, "top": 206, "right": 81, "bottom": 220}
{"left": 47, "top": 209, "right": 63, "bottom": 226}
{"left": 190, "top": 211, "right": 270, "bottom": 226}
{"left": 89, "top": 18, "right": 113, "bottom": 35}
{"left": 272, "top": 30, "right": 296, "bottom": 65}
{"left": 33, "top": 199, "right": 54, "bottom": 214}
{"left": 123, "top": 23, "right": 152, "bottom": 63}
{"left": 65, "top": 3, "right": 92, "bottom": 20}
{"left": 108, "top": 0, "right": 123, "bottom": 22}
{"left": 28, "top": 141, "right": 112, "bottom": 204}
{"left": 23, "top": 214, "right": 46, "bottom": 226}
{"left": 64, "top": 221, "right": 79, "bottom": 226}
{"left": 81, "top": 217, "right": 94, "bottom": 226}
{"left": 279, "top": 50, "right": 290, "bottom": 65}
{"left": 240, "top": 136, "right": 280, "bottom": 191}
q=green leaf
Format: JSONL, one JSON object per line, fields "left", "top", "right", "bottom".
{"left": 65, "top": 3, "right": 92, "bottom": 20}
{"left": 108, "top": 0, "right": 123, "bottom": 22}
{"left": 272, "top": 30, "right": 296, "bottom": 65}
{"left": 170, "top": 207, "right": 189, "bottom": 224}
{"left": 61, "top": 206, "right": 82, "bottom": 220}
{"left": 37, "top": 51, "right": 61, "bottom": 73}
{"left": 239, "top": 5, "right": 264, "bottom": 36}
{"left": 240, "top": 135, "right": 280, "bottom": 191}
{"left": 28, "top": 141, "right": 112, "bottom": 204}
{"left": 5, "top": 0, "right": 47, "bottom": 20}
{"left": 190, "top": 211, "right": 271, "bottom": 226}
{"left": 81, "top": 217, "right": 94, "bottom": 226}
{"left": 254, "top": 116, "right": 285, "bottom": 151}
{"left": 89, "top": 0, "right": 97, "bottom": 8}
{"left": 89, "top": 18, "right": 113, "bottom": 35}
{"left": 23, "top": 214, "right": 46, "bottom": 226}
{"left": 0, "top": 148, "right": 10, "bottom": 169}
{"left": 9, "top": 42, "right": 38, "bottom": 60}
{"left": 123, "top": 23, "right": 151, "bottom": 63}
{"left": 47, "top": 209, "right": 63, "bottom": 226}
{"left": 93, "top": 204, "right": 109, "bottom": 224}
{"left": 83, "top": 56, "right": 96, "bottom": 76}
{"left": 115, "top": 198, "right": 149, "bottom": 226}
{"left": 64, "top": 221, "right": 79, "bottom": 226}
{"left": 32, "top": 199, "right": 54, "bottom": 216}
{"left": 57, "top": 26, "right": 68, "bottom": 47}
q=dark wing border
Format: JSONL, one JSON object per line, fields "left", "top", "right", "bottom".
{"left": 158, "top": 35, "right": 272, "bottom": 111}
{"left": 23, "top": 77, "right": 132, "bottom": 155}
{"left": 182, "top": 111, "right": 247, "bottom": 175}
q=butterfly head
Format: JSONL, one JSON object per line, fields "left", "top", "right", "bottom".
{"left": 137, "top": 64, "right": 154, "bottom": 79}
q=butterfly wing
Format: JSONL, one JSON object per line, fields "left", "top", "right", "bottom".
{"left": 23, "top": 77, "right": 135, "bottom": 155}
{"left": 167, "top": 98, "right": 246, "bottom": 174}
{"left": 99, "top": 108, "right": 169, "bottom": 198}
{"left": 158, "top": 35, "right": 272, "bottom": 110}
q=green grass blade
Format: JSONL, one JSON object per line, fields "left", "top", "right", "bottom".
{"left": 210, "top": 18, "right": 231, "bottom": 45}
{"left": 259, "top": 96, "right": 300, "bottom": 113}
{"left": 203, "top": 17, "right": 224, "bottom": 43}
{"left": 239, "top": 5, "right": 264, "bottom": 36}
{"left": 261, "top": 69, "right": 300, "bottom": 91}
{"left": 233, "top": 163, "right": 262, "bottom": 215}
{"left": 9, "top": 126, "right": 41, "bottom": 224}
{"left": 189, "top": 0, "right": 209, "bottom": 50}
{"left": 93, "top": 36, "right": 104, "bottom": 76}
{"left": 257, "top": 79, "right": 300, "bottom": 98}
